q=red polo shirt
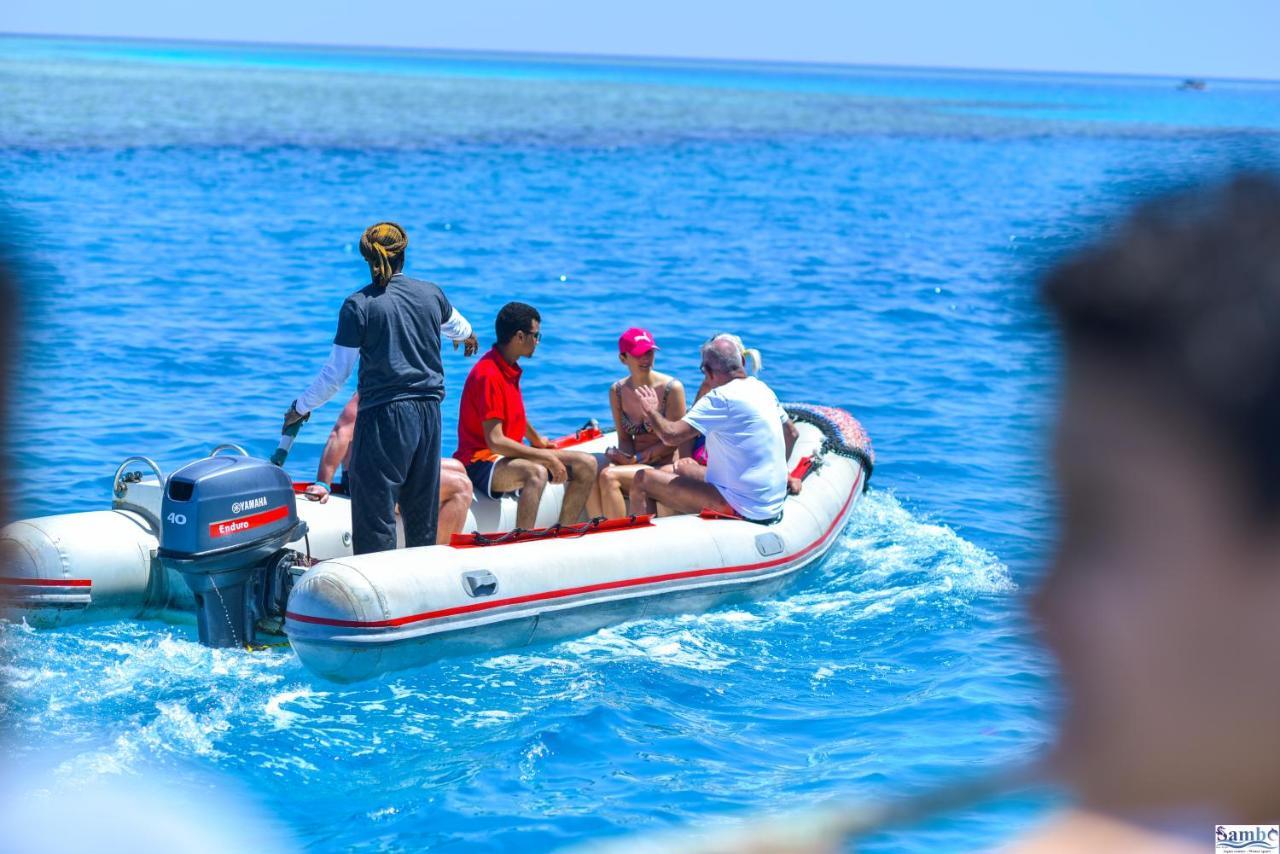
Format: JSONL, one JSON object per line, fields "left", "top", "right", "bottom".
{"left": 455, "top": 346, "right": 528, "bottom": 464}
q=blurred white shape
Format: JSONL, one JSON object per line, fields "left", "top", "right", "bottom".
{"left": 0, "top": 755, "right": 300, "bottom": 854}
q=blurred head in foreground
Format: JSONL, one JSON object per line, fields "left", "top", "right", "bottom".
{"left": 1035, "top": 173, "right": 1280, "bottom": 822}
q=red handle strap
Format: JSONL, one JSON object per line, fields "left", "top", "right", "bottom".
{"left": 698, "top": 507, "right": 743, "bottom": 521}
{"left": 450, "top": 514, "right": 653, "bottom": 548}
{"left": 789, "top": 455, "right": 816, "bottom": 481}
{"left": 550, "top": 426, "right": 604, "bottom": 448}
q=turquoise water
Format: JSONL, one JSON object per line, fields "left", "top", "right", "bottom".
{"left": 1, "top": 34, "right": 1278, "bottom": 851}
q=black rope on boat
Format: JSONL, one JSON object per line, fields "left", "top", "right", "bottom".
{"left": 565, "top": 516, "right": 609, "bottom": 539}
{"left": 470, "top": 527, "right": 529, "bottom": 546}
{"left": 531, "top": 517, "right": 609, "bottom": 540}
{"left": 784, "top": 403, "right": 875, "bottom": 489}
{"left": 467, "top": 517, "right": 617, "bottom": 547}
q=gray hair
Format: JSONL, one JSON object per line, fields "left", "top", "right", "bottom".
{"left": 701, "top": 335, "right": 745, "bottom": 375}
{"left": 711, "top": 332, "right": 763, "bottom": 375}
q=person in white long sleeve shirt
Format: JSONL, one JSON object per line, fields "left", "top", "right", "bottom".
{"left": 283, "top": 222, "right": 478, "bottom": 554}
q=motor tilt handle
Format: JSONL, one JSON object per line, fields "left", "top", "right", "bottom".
{"left": 271, "top": 411, "right": 309, "bottom": 467}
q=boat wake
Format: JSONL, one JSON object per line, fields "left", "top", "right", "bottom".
{"left": 508, "top": 488, "right": 1013, "bottom": 673}
{"left": 0, "top": 488, "right": 1017, "bottom": 850}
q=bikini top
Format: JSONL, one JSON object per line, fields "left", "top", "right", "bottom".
{"left": 614, "top": 380, "right": 671, "bottom": 438}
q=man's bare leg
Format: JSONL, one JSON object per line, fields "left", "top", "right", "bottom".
{"left": 629, "top": 468, "right": 734, "bottom": 517}
{"left": 437, "top": 458, "right": 473, "bottom": 544}
{"left": 650, "top": 460, "right": 705, "bottom": 517}
{"left": 556, "top": 450, "right": 598, "bottom": 525}
{"left": 489, "top": 458, "right": 549, "bottom": 529}
{"left": 587, "top": 476, "right": 604, "bottom": 519}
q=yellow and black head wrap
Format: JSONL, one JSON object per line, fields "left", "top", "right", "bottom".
{"left": 360, "top": 222, "right": 408, "bottom": 288}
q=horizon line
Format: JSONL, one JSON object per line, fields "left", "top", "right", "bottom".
{"left": 4, "top": 29, "right": 1278, "bottom": 85}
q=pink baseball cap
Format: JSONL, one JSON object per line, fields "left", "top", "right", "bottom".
{"left": 618, "top": 327, "right": 660, "bottom": 357}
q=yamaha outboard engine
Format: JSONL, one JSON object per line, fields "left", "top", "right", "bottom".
{"left": 158, "top": 454, "right": 307, "bottom": 648}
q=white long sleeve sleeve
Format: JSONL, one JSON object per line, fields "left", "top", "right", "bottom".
{"left": 440, "top": 307, "right": 473, "bottom": 342}
{"left": 296, "top": 345, "right": 358, "bottom": 414}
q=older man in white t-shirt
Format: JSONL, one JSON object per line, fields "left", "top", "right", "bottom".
{"left": 630, "top": 335, "right": 789, "bottom": 523}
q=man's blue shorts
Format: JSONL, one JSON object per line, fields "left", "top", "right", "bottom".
{"left": 465, "top": 457, "right": 511, "bottom": 500}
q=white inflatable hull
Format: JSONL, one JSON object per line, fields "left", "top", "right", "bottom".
{"left": 1, "top": 411, "right": 870, "bottom": 684}
{"left": 1, "top": 508, "right": 176, "bottom": 622}
{"left": 286, "top": 421, "right": 866, "bottom": 681}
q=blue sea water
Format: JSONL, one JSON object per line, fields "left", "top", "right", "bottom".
{"left": 1, "top": 34, "right": 1278, "bottom": 852}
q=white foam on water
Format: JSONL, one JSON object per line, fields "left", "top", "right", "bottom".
{"left": 0, "top": 487, "right": 1015, "bottom": 788}
{"left": 519, "top": 736, "right": 551, "bottom": 783}
{"left": 465, "top": 709, "right": 518, "bottom": 728}
{"left": 748, "top": 488, "right": 1012, "bottom": 627}
{"left": 561, "top": 626, "right": 737, "bottom": 671}
{"left": 259, "top": 752, "right": 320, "bottom": 775}
{"left": 453, "top": 488, "right": 1012, "bottom": 684}
{"left": 264, "top": 687, "right": 323, "bottom": 731}
{"left": 53, "top": 735, "right": 141, "bottom": 781}
{"left": 832, "top": 489, "right": 1014, "bottom": 596}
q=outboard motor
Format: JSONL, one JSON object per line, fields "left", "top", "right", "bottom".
{"left": 158, "top": 454, "right": 307, "bottom": 648}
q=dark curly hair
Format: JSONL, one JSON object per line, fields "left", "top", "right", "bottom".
{"left": 1042, "top": 173, "right": 1280, "bottom": 514}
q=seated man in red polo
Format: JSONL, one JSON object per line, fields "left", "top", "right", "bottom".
{"left": 455, "top": 302, "right": 598, "bottom": 530}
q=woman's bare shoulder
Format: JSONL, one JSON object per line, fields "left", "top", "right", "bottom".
{"left": 649, "top": 372, "right": 680, "bottom": 389}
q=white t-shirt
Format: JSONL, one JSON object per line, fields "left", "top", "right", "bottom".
{"left": 683, "top": 376, "right": 788, "bottom": 521}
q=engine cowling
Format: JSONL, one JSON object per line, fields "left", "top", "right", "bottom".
{"left": 158, "top": 455, "right": 306, "bottom": 648}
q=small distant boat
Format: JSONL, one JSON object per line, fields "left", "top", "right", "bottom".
{"left": 1, "top": 404, "right": 873, "bottom": 683}
{"left": 1178, "top": 78, "right": 1208, "bottom": 91}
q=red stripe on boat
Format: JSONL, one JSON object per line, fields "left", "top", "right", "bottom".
{"left": 287, "top": 468, "right": 862, "bottom": 630}
{"left": 0, "top": 577, "right": 92, "bottom": 588}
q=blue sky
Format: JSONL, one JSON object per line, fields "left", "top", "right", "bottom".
{"left": 2, "top": 0, "right": 1278, "bottom": 80}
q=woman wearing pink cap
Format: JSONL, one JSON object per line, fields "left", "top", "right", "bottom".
{"left": 587, "top": 327, "right": 687, "bottom": 519}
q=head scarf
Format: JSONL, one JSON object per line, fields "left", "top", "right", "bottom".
{"left": 360, "top": 222, "right": 408, "bottom": 288}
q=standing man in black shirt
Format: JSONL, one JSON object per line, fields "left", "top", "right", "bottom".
{"left": 283, "top": 222, "right": 479, "bottom": 554}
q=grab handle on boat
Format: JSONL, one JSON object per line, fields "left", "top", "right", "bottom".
{"left": 209, "top": 443, "right": 250, "bottom": 458}
{"left": 112, "top": 455, "right": 165, "bottom": 499}
{"left": 462, "top": 570, "right": 498, "bottom": 598}
{"left": 755, "top": 532, "right": 785, "bottom": 557}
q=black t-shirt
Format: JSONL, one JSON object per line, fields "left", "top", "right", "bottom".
{"left": 334, "top": 273, "right": 454, "bottom": 412}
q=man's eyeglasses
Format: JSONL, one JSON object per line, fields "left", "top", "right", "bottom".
{"left": 522, "top": 329, "right": 542, "bottom": 342}
{"left": 699, "top": 363, "right": 711, "bottom": 375}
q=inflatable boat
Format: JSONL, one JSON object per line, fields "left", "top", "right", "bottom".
{"left": 0, "top": 404, "right": 872, "bottom": 682}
